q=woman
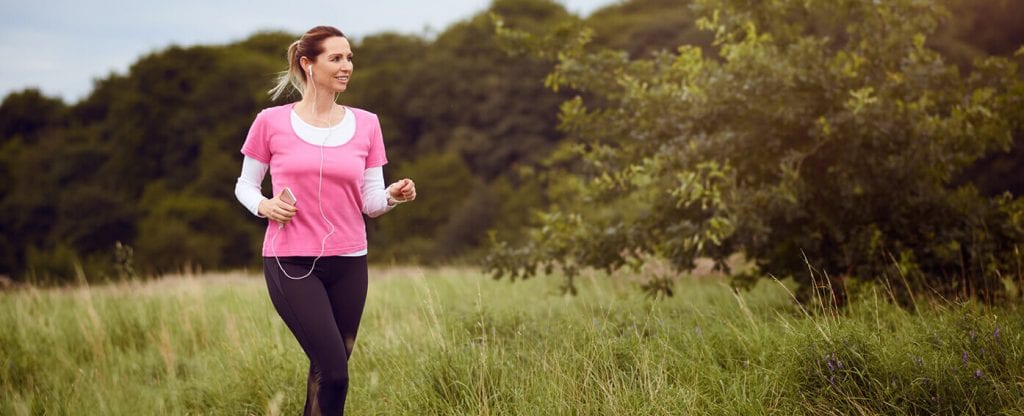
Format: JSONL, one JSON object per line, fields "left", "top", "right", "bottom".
{"left": 234, "top": 25, "right": 415, "bottom": 415}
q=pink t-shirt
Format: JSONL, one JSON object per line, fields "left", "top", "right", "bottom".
{"left": 240, "top": 103, "right": 388, "bottom": 256}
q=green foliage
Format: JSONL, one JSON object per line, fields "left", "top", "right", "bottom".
{"left": 0, "top": 32, "right": 288, "bottom": 279}
{"left": 0, "top": 89, "right": 67, "bottom": 143}
{"left": 930, "top": 0, "right": 1024, "bottom": 66}
{"left": 585, "top": 0, "right": 714, "bottom": 58}
{"left": 372, "top": 152, "right": 477, "bottom": 262}
{"left": 24, "top": 243, "right": 85, "bottom": 282}
{"left": 398, "top": 0, "right": 573, "bottom": 180}
{"left": 1, "top": 0, "right": 1020, "bottom": 284}
{"left": 134, "top": 183, "right": 259, "bottom": 274}
{"left": 487, "top": 0, "right": 1024, "bottom": 303}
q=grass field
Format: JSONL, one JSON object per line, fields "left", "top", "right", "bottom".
{"left": 2, "top": 267, "right": 1023, "bottom": 415}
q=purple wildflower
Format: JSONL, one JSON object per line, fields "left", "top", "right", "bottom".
{"left": 962, "top": 351, "right": 968, "bottom": 366}
{"left": 994, "top": 326, "right": 1001, "bottom": 341}
{"left": 974, "top": 369, "right": 982, "bottom": 379}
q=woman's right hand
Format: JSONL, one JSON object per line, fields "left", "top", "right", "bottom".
{"left": 258, "top": 194, "right": 297, "bottom": 226}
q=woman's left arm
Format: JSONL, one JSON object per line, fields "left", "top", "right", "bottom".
{"left": 362, "top": 167, "right": 416, "bottom": 218}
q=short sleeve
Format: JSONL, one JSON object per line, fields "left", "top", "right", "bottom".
{"left": 365, "top": 114, "right": 388, "bottom": 169}
{"left": 240, "top": 110, "right": 271, "bottom": 163}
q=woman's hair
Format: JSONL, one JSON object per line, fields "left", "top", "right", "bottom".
{"left": 268, "top": 26, "right": 346, "bottom": 101}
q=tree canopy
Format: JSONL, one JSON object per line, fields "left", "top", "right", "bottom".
{"left": 486, "top": 0, "right": 1024, "bottom": 303}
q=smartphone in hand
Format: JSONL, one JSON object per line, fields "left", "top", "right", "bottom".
{"left": 280, "top": 187, "right": 297, "bottom": 206}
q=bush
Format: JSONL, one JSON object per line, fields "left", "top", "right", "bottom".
{"left": 487, "top": 0, "right": 1024, "bottom": 304}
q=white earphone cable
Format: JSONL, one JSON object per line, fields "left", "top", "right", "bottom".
{"left": 271, "top": 67, "right": 339, "bottom": 280}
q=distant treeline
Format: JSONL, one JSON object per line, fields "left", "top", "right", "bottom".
{"left": 0, "top": 0, "right": 1020, "bottom": 282}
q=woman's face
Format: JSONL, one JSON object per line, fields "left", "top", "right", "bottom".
{"left": 309, "top": 36, "right": 353, "bottom": 93}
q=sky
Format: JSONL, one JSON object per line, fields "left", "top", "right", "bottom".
{"left": 0, "top": 0, "right": 618, "bottom": 103}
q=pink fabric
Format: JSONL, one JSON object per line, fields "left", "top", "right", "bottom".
{"left": 241, "top": 103, "right": 388, "bottom": 256}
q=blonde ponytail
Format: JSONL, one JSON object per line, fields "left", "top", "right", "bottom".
{"left": 268, "top": 41, "right": 305, "bottom": 101}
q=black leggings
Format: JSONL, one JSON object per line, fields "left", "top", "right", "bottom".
{"left": 263, "top": 256, "right": 368, "bottom": 416}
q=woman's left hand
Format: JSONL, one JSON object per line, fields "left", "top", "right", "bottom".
{"left": 388, "top": 178, "right": 417, "bottom": 204}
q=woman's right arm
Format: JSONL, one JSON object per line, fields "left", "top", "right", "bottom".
{"left": 236, "top": 156, "right": 298, "bottom": 224}
{"left": 235, "top": 156, "right": 269, "bottom": 217}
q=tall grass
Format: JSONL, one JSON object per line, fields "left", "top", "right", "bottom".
{"left": 2, "top": 267, "right": 1022, "bottom": 415}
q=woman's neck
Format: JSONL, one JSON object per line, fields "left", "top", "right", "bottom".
{"left": 297, "top": 93, "right": 341, "bottom": 127}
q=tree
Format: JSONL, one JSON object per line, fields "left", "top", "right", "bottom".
{"left": 931, "top": 0, "right": 1024, "bottom": 66}
{"left": 365, "top": 0, "right": 579, "bottom": 261}
{"left": 400, "top": 0, "right": 574, "bottom": 179}
{"left": 0, "top": 89, "right": 67, "bottom": 143}
{"left": 585, "top": 0, "right": 713, "bottom": 59}
{"left": 0, "top": 32, "right": 291, "bottom": 280}
{"left": 487, "top": 0, "right": 1024, "bottom": 303}
{"left": 370, "top": 151, "right": 477, "bottom": 263}
{"left": 134, "top": 184, "right": 257, "bottom": 274}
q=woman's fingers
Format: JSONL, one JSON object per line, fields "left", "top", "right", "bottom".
{"left": 280, "top": 206, "right": 296, "bottom": 219}
{"left": 269, "top": 197, "right": 297, "bottom": 224}
{"left": 400, "top": 179, "right": 416, "bottom": 200}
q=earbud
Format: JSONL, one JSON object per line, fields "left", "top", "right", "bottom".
{"left": 308, "top": 66, "right": 313, "bottom": 77}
